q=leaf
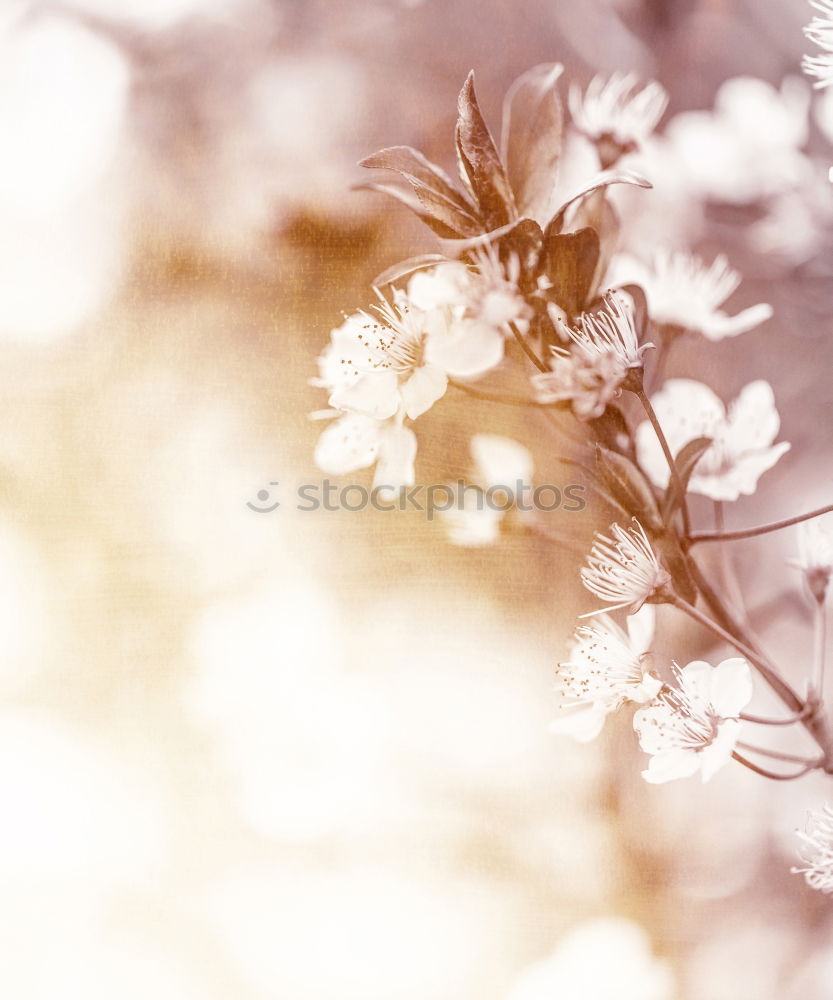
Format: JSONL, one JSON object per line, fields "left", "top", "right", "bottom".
{"left": 353, "top": 181, "right": 462, "bottom": 239}
{"left": 661, "top": 436, "right": 713, "bottom": 522}
{"left": 594, "top": 444, "right": 663, "bottom": 532}
{"left": 656, "top": 531, "right": 698, "bottom": 605}
{"left": 587, "top": 405, "right": 633, "bottom": 457}
{"left": 539, "top": 227, "right": 600, "bottom": 317}
{"left": 358, "top": 146, "right": 483, "bottom": 237}
{"left": 567, "top": 194, "right": 619, "bottom": 302}
{"left": 493, "top": 217, "right": 543, "bottom": 286}
{"left": 437, "top": 215, "right": 539, "bottom": 254}
{"left": 372, "top": 253, "right": 450, "bottom": 288}
{"left": 455, "top": 71, "right": 517, "bottom": 230}
{"left": 546, "top": 169, "right": 652, "bottom": 235}
{"left": 500, "top": 63, "right": 564, "bottom": 225}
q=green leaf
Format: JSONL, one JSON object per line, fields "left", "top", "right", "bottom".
{"left": 594, "top": 444, "right": 663, "bottom": 532}
{"left": 661, "top": 436, "right": 713, "bottom": 522}
{"left": 455, "top": 71, "right": 517, "bottom": 230}
{"left": 500, "top": 63, "right": 564, "bottom": 226}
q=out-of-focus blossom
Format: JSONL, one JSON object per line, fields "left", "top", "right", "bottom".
{"left": 0, "top": 13, "right": 130, "bottom": 340}
{"left": 552, "top": 605, "right": 659, "bottom": 741}
{"left": 581, "top": 520, "right": 670, "bottom": 616}
{"left": 63, "top": 0, "right": 248, "bottom": 31}
{"left": 569, "top": 73, "right": 668, "bottom": 167}
{"left": 634, "top": 658, "right": 752, "bottom": 784}
{"left": 804, "top": 0, "right": 833, "bottom": 89}
{"left": 507, "top": 916, "right": 675, "bottom": 1000}
{"left": 439, "top": 434, "right": 534, "bottom": 547}
{"left": 664, "top": 77, "right": 811, "bottom": 204}
{"left": 792, "top": 514, "right": 833, "bottom": 603}
{"left": 793, "top": 803, "right": 833, "bottom": 892}
{"left": 314, "top": 412, "right": 417, "bottom": 495}
{"left": 636, "top": 379, "right": 791, "bottom": 502}
{"left": 609, "top": 250, "right": 773, "bottom": 341}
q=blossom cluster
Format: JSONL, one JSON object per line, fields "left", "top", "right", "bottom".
{"left": 311, "top": 52, "right": 833, "bottom": 896}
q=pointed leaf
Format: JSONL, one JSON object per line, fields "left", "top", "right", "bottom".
{"left": 353, "top": 181, "right": 463, "bottom": 238}
{"left": 372, "top": 253, "right": 451, "bottom": 288}
{"left": 456, "top": 71, "right": 517, "bottom": 229}
{"left": 539, "top": 226, "right": 600, "bottom": 317}
{"left": 661, "top": 436, "right": 713, "bottom": 522}
{"left": 501, "top": 63, "right": 564, "bottom": 225}
{"left": 567, "top": 193, "right": 620, "bottom": 301}
{"left": 546, "top": 169, "right": 651, "bottom": 234}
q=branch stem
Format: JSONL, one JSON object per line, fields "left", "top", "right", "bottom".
{"left": 688, "top": 504, "right": 833, "bottom": 545}
{"left": 634, "top": 384, "right": 691, "bottom": 536}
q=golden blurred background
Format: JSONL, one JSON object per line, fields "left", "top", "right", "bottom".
{"left": 3, "top": 0, "right": 833, "bottom": 996}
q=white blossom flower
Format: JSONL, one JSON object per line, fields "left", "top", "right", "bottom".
{"left": 635, "top": 379, "right": 790, "bottom": 502}
{"left": 608, "top": 250, "right": 773, "bottom": 341}
{"left": 664, "top": 76, "right": 811, "bottom": 204}
{"left": 569, "top": 73, "right": 668, "bottom": 158}
{"left": 804, "top": 0, "right": 833, "bottom": 89}
{"left": 581, "top": 520, "right": 671, "bottom": 616}
{"left": 313, "top": 411, "right": 416, "bottom": 494}
{"left": 794, "top": 803, "right": 833, "bottom": 892}
{"left": 793, "top": 514, "right": 833, "bottom": 602}
{"left": 633, "top": 658, "right": 753, "bottom": 783}
{"left": 532, "top": 347, "right": 625, "bottom": 420}
{"left": 552, "top": 605, "right": 660, "bottom": 742}
{"left": 316, "top": 294, "right": 448, "bottom": 421}
{"left": 407, "top": 251, "right": 529, "bottom": 377}
{"left": 550, "top": 291, "right": 654, "bottom": 384}
{"left": 438, "top": 434, "right": 533, "bottom": 547}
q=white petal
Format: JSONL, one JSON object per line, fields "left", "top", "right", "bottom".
{"left": 470, "top": 434, "right": 534, "bottom": 490}
{"left": 699, "top": 720, "right": 740, "bottom": 782}
{"left": 727, "top": 380, "right": 781, "bottom": 450}
{"left": 709, "top": 658, "right": 753, "bottom": 717}
{"left": 699, "top": 303, "right": 773, "bottom": 341}
{"left": 700, "top": 442, "right": 790, "bottom": 501}
{"left": 399, "top": 364, "right": 447, "bottom": 420}
{"left": 678, "top": 660, "right": 714, "bottom": 706}
{"left": 642, "top": 749, "right": 701, "bottom": 784}
{"left": 313, "top": 413, "right": 380, "bottom": 475}
{"left": 373, "top": 425, "right": 417, "bottom": 492}
{"left": 329, "top": 371, "right": 401, "bottom": 420}
{"left": 407, "top": 263, "right": 468, "bottom": 310}
{"left": 440, "top": 504, "right": 503, "bottom": 547}
{"left": 633, "top": 701, "right": 676, "bottom": 754}
{"left": 550, "top": 704, "right": 608, "bottom": 742}
{"left": 625, "top": 604, "right": 655, "bottom": 653}
{"left": 425, "top": 319, "right": 505, "bottom": 378}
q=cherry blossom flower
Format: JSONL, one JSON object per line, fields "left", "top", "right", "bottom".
{"left": 532, "top": 347, "right": 625, "bottom": 420}
{"left": 569, "top": 73, "right": 668, "bottom": 166}
{"left": 793, "top": 803, "right": 833, "bottom": 892}
{"left": 664, "top": 77, "right": 811, "bottom": 205}
{"left": 316, "top": 294, "right": 448, "bottom": 421}
{"left": 635, "top": 379, "right": 790, "bottom": 502}
{"left": 439, "top": 434, "right": 533, "bottom": 547}
{"left": 555, "top": 291, "right": 650, "bottom": 371}
{"left": 551, "top": 606, "right": 660, "bottom": 742}
{"left": 581, "top": 520, "right": 671, "bottom": 616}
{"left": 792, "top": 514, "right": 833, "bottom": 602}
{"left": 608, "top": 250, "right": 773, "bottom": 341}
{"left": 804, "top": 0, "right": 833, "bottom": 89}
{"left": 633, "top": 658, "right": 753, "bottom": 784}
{"left": 313, "top": 412, "right": 416, "bottom": 494}
{"left": 407, "top": 252, "right": 529, "bottom": 377}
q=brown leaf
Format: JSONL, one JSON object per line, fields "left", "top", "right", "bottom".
{"left": 539, "top": 227, "right": 600, "bottom": 317}
{"left": 500, "top": 63, "right": 564, "bottom": 225}
{"left": 455, "top": 71, "right": 517, "bottom": 230}
{"left": 546, "top": 169, "right": 651, "bottom": 234}
{"left": 353, "top": 181, "right": 462, "bottom": 238}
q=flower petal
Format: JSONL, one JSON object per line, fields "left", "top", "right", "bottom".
{"left": 314, "top": 413, "right": 380, "bottom": 475}
{"left": 625, "top": 604, "right": 655, "bottom": 653}
{"left": 329, "top": 371, "right": 401, "bottom": 420}
{"left": 551, "top": 704, "right": 608, "bottom": 742}
{"left": 709, "top": 658, "right": 753, "bottom": 717}
{"left": 470, "top": 434, "right": 534, "bottom": 490}
{"left": 425, "top": 318, "right": 505, "bottom": 378}
{"left": 642, "top": 749, "right": 701, "bottom": 784}
{"left": 700, "top": 303, "right": 773, "bottom": 341}
{"left": 399, "top": 364, "right": 447, "bottom": 420}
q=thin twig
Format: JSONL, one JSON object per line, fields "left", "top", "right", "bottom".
{"left": 688, "top": 504, "right": 833, "bottom": 545}
{"left": 813, "top": 599, "right": 828, "bottom": 701}
{"left": 509, "top": 320, "right": 548, "bottom": 373}
{"left": 448, "top": 378, "right": 550, "bottom": 408}
{"left": 732, "top": 751, "right": 817, "bottom": 781}
{"left": 736, "top": 741, "right": 823, "bottom": 767}
{"left": 740, "top": 706, "right": 812, "bottom": 726}
{"left": 634, "top": 384, "right": 691, "bottom": 537}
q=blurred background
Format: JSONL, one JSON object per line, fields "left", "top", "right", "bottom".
{"left": 3, "top": 0, "right": 833, "bottom": 996}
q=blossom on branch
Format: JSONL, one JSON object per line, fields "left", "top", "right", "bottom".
{"left": 608, "top": 250, "right": 773, "bottom": 341}
{"left": 581, "top": 520, "right": 671, "bottom": 616}
{"left": 635, "top": 379, "right": 790, "bottom": 502}
{"left": 794, "top": 803, "right": 833, "bottom": 893}
{"left": 552, "top": 606, "right": 660, "bottom": 742}
{"left": 313, "top": 412, "right": 416, "bottom": 495}
{"left": 804, "top": 0, "right": 833, "bottom": 89}
{"left": 633, "top": 658, "right": 753, "bottom": 783}
{"left": 792, "top": 514, "right": 833, "bottom": 603}
{"left": 569, "top": 72, "right": 668, "bottom": 166}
